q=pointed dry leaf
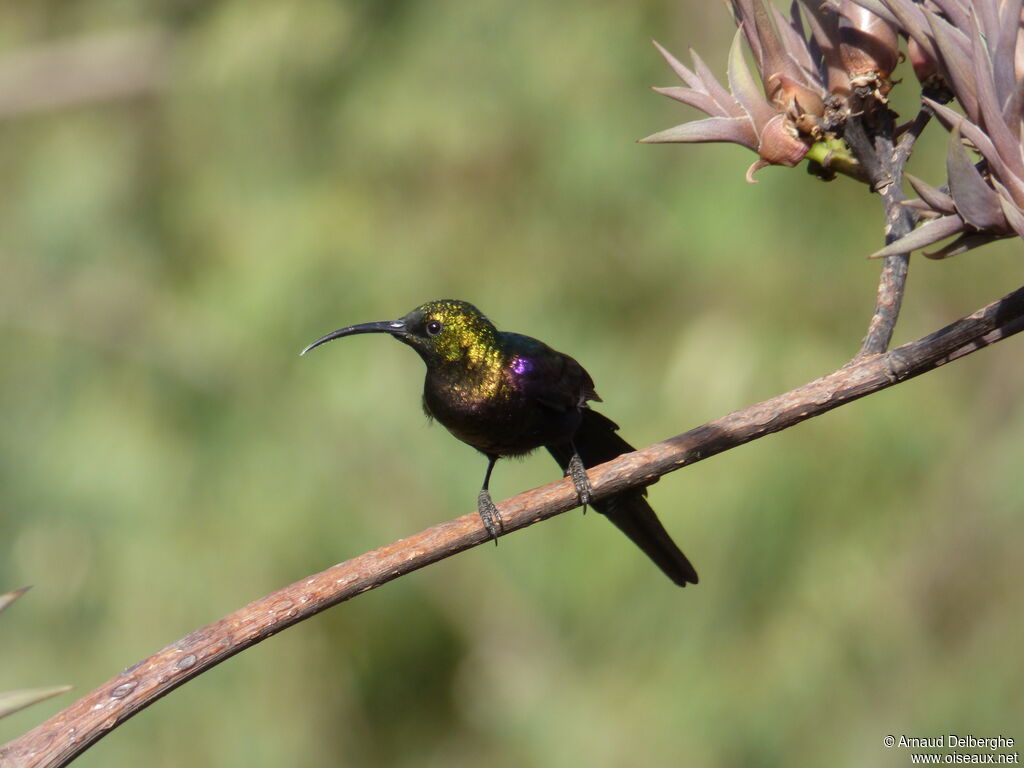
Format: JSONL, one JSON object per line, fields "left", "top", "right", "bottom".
{"left": 973, "top": 0, "right": 1000, "bottom": 38}
{"left": 870, "top": 214, "right": 965, "bottom": 258}
{"left": 901, "top": 199, "right": 946, "bottom": 217}
{"left": 998, "top": 198, "right": 1024, "bottom": 239}
{"left": 652, "top": 86, "right": 723, "bottom": 116}
{"left": 929, "top": 0, "right": 971, "bottom": 33}
{"left": 639, "top": 116, "right": 758, "bottom": 148}
{"left": 947, "top": 124, "right": 1007, "bottom": 230}
{"left": 927, "top": 12, "right": 978, "bottom": 120}
{"left": 732, "top": 0, "right": 766, "bottom": 69}
{"left": 772, "top": 4, "right": 816, "bottom": 75}
{"left": 0, "top": 587, "right": 30, "bottom": 614}
{"left": 653, "top": 40, "right": 703, "bottom": 91}
{"left": 789, "top": 0, "right": 804, "bottom": 33}
{"left": 966, "top": 12, "right": 1024, "bottom": 178}
{"left": 1000, "top": 76, "right": 1024, "bottom": 142}
{"left": 905, "top": 173, "right": 957, "bottom": 215}
{"left": 0, "top": 686, "right": 73, "bottom": 720}
{"left": 727, "top": 27, "right": 776, "bottom": 131}
{"left": 926, "top": 99, "right": 1010, "bottom": 186}
{"left": 690, "top": 48, "right": 738, "bottom": 116}
{"left": 992, "top": 178, "right": 1024, "bottom": 238}
{"left": 748, "top": 0, "right": 801, "bottom": 89}
{"left": 798, "top": 0, "right": 850, "bottom": 93}
{"left": 994, "top": 0, "right": 1024, "bottom": 103}
{"left": 924, "top": 232, "right": 998, "bottom": 259}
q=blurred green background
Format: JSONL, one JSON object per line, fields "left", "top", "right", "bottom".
{"left": 2, "top": 1, "right": 1022, "bottom": 766}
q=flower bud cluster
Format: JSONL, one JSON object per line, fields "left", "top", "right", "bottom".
{"left": 642, "top": 0, "right": 900, "bottom": 181}
{"left": 644, "top": 0, "right": 1024, "bottom": 260}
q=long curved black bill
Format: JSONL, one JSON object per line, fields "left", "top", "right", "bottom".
{"left": 300, "top": 320, "right": 406, "bottom": 356}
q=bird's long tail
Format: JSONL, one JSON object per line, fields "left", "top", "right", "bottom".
{"left": 546, "top": 409, "right": 698, "bottom": 587}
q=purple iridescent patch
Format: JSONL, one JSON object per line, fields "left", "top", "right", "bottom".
{"left": 511, "top": 356, "right": 532, "bottom": 375}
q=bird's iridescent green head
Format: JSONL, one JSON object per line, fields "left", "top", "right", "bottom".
{"left": 302, "top": 299, "right": 501, "bottom": 369}
{"left": 393, "top": 300, "right": 500, "bottom": 366}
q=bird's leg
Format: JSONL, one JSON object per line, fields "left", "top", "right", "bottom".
{"left": 477, "top": 454, "right": 504, "bottom": 544}
{"left": 567, "top": 442, "right": 593, "bottom": 513}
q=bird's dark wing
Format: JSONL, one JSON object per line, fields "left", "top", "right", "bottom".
{"left": 501, "top": 332, "right": 601, "bottom": 412}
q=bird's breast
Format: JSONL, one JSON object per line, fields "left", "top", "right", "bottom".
{"left": 422, "top": 362, "right": 578, "bottom": 457}
{"left": 423, "top": 365, "right": 516, "bottom": 434}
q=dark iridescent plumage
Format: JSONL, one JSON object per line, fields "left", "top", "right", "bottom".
{"left": 303, "top": 300, "right": 698, "bottom": 587}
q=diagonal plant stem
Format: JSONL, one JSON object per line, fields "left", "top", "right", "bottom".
{"left": 893, "top": 107, "right": 933, "bottom": 168}
{"left": 3, "top": 285, "right": 1024, "bottom": 768}
{"left": 846, "top": 104, "right": 932, "bottom": 357}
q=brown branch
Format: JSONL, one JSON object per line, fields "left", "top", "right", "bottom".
{"left": 3, "top": 285, "right": 1024, "bottom": 768}
{"left": 845, "top": 103, "right": 931, "bottom": 357}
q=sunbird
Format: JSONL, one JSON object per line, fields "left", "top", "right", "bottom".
{"left": 303, "top": 300, "right": 697, "bottom": 587}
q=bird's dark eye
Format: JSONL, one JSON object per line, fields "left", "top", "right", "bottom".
{"left": 425, "top": 320, "right": 442, "bottom": 337}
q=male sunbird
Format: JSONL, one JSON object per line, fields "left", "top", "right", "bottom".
{"left": 302, "top": 300, "right": 698, "bottom": 587}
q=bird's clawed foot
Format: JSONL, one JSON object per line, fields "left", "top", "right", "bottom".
{"left": 566, "top": 452, "right": 593, "bottom": 512}
{"left": 477, "top": 489, "right": 504, "bottom": 544}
